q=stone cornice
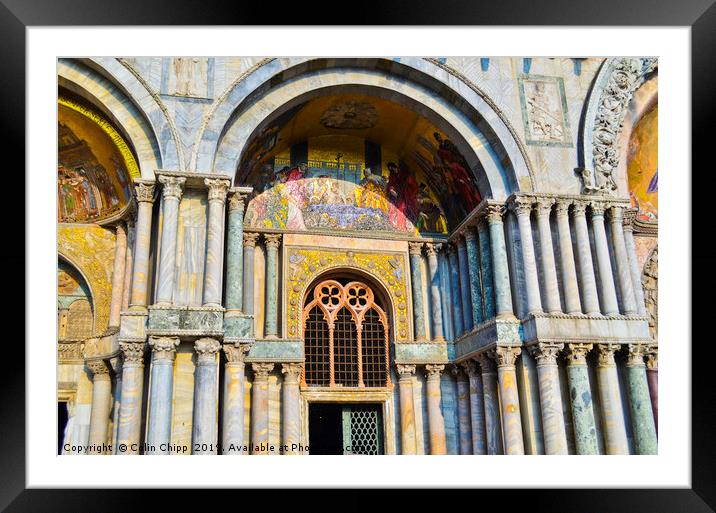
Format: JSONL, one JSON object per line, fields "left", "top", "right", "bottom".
{"left": 154, "top": 169, "right": 232, "bottom": 189}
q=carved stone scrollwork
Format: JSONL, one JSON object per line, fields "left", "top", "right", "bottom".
{"left": 396, "top": 364, "right": 416, "bottom": 379}
{"left": 485, "top": 204, "right": 505, "bottom": 224}
{"left": 489, "top": 346, "right": 521, "bottom": 368}
{"left": 625, "top": 344, "right": 647, "bottom": 367}
{"left": 204, "top": 178, "right": 231, "bottom": 202}
{"left": 119, "top": 341, "right": 146, "bottom": 366}
{"left": 534, "top": 198, "right": 555, "bottom": 218}
{"left": 510, "top": 197, "right": 534, "bottom": 217}
{"left": 596, "top": 343, "right": 621, "bottom": 367}
{"left": 528, "top": 343, "right": 564, "bottom": 366}
{"left": 555, "top": 200, "right": 571, "bottom": 218}
{"left": 243, "top": 232, "right": 260, "bottom": 248}
{"left": 228, "top": 191, "right": 248, "bottom": 212}
{"left": 86, "top": 359, "right": 110, "bottom": 379}
{"left": 148, "top": 336, "right": 180, "bottom": 361}
{"left": 263, "top": 233, "right": 282, "bottom": 250}
{"left": 408, "top": 242, "right": 424, "bottom": 256}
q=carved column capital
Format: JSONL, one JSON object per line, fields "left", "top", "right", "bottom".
{"left": 425, "top": 364, "right": 445, "bottom": 381}
{"left": 475, "top": 353, "right": 496, "bottom": 373}
{"left": 510, "top": 197, "right": 534, "bottom": 217}
{"left": 408, "top": 242, "right": 424, "bottom": 256}
{"left": 223, "top": 343, "right": 250, "bottom": 364}
{"left": 450, "top": 364, "right": 468, "bottom": 381}
{"left": 485, "top": 204, "right": 505, "bottom": 224}
{"left": 204, "top": 178, "right": 231, "bottom": 202}
{"left": 555, "top": 200, "right": 572, "bottom": 218}
{"left": 396, "top": 364, "right": 416, "bottom": 379}
{"left": 625, "top": 344, "right": 647, "bottom": 367}
{"left": 194, "top": 337, "right": 221, "bottom": 364}
{"left": 489, "top": 346, "right": 522, "bottom": 368}
{"left": 571, "top": 200, "right": 589, "bottom": 217}
{"left": 251, "top": 362, "right": 275, "bottom": 380}
{"left": 263, "top": 233, "right": 282, "bottom": 250}
{"left": 535, "top": 197, "right": 555, "bottom": 218}
{"left": 460, "top": 359, "right": 480, "bottom": 379}
{"left": 148, "top": 336, "right": 180, "bottom": 362}
{"left": 281, "top": 363, "right": 302, "bottom": 384}
{"left": 462, "top": 227, "right": 477, "bottom": 242}
{"left": 564, "top": 343, "right": 593, "bottom": 366}
{"left": 228, "top": 191, "right": 248, "bottom": 212}
{"left": 528, "top": 343, "right": 564, "bottom": 366}
{"left": 590, "top": 202, "right": 607, "bottom": 217}
{"left": 243, "top": 232, "right": 260, "bottom": 248}
{"left": 134, "top": 182, "right": 156, "bottom": 203}
{"left": 119, "top": 341, "right": 146, "bottom": 366}
{"left": 86, "top": 359, "right": 111, "bottom": 380}
{"left": 607, "top": 205, "right": 624, "bottom": 223}
{"left": 446, "top": 242, "right": 458, "bottom": 255}
{"left": 424, "top": 242, "right": 442, "bottom": 257}
{"left": 645, "top": 346, "right": 658, "bottom": 370}
{"left": 596, "top": 343, "right": 621, "bottom": 367}
{"left": 158, "top": 175, "right": 186, "bottom": 200}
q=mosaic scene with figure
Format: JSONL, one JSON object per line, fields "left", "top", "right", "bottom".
{"left": 57, "top": 57, "right": 658, "bottom": 457}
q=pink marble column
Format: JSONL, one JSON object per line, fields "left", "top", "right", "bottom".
{"left": 452, "top": 365, "right": 472, "bottom": 454}
{"left": 646, "top": 347, "right": 658, "bottom": 434}
{"left": 425, "top": 364, "right": 447, "bottom": 455}
{"left": 108, "top": 222, "right": 127, "bottom": 327}
{"left": 397, "top": 365, "right": 418, "bottom": 454}
{"left": 250, "top": 363, "right": 274, "bottom": 454}
{"left": 281, "top": 363, "right": 302, "bottom": 454}
{"left": 490, "top": 346, "right": 525, "bottom": 455}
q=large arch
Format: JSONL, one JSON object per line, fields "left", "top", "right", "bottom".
{"left": 194, "top": 58, "right": 535, "bottom": 199}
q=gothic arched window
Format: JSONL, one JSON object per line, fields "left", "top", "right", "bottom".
{"left": 303, "top": 280, "right": 390, "bottom": 388}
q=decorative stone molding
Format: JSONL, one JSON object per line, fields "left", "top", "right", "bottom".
{"left": 194, "top": 337, "right": 221, "bottom": 364}
{"left": 564, "top": 343, "right": 593, "bottom": 366}
{"left": 408, "top": 242, "right": 424, "bottom": 256}
{"left": 623, "top": 208, "right": 637, "bottom": 231}
{"left": 424, "top": 243, "right": 442, "bottom": 257}
{"left": 264, "top": 233, "right": 282, "bottom": 249}
{"left": 596, "top": 343, "right": 621, "bottom": 367}
{"left": 590, "top": 202, "right": 607, "bottom": 217}
{"left": 148, "top": 336, "right": 180, "bottom": 361}
{"left": 158, "top": 175, "right": 186, "bottom": 200}
{"left": 204, "top": 178, "right": 231, "bottom": 202}
{"left": 555, "top": 200, "right": 572, "bottom": 218}
{"left": 425, "top": 364, "right": 445, "bottom": 381}
{"left": 528, "top": 342, "right": 564, "bottom": 366}
{"left": 642, "top": 247, "right": 658, "bottom": 340}
{"left": 223, "top": 343, "right": 250, "bottom": 364}
{"left": 396, "top": 364, "right": 416, "bottom": 378}
{"left": 571, "top": 200, "right": 588, "bottom": 217}
{"left": 58, "top": 342, "right": 84, "bottom": 362}
{"left": 134, "top": 181, "right": 156, "bottom": 203}
{"left": 625, "top": 343, "right": 647, "bottom": 367}
{"left": 251, "top": 362, "right": 275, "bottom": 380}
{"left": 86, "top": 359, "right": 110, "bottom": 379}
{"left": 281, "top": 363, "right": 302, "bottom": 384}
{"left": 243, "top": 232, "right": 260, "bottom": 248}
{"left": 580, "top": 57, "right": 658, "bottom": 194}
{"left": 119, "top": 341, "right": 146, "bottom": 366}
{"left": 489, "top": 346, "right": 521, "bottom": 368}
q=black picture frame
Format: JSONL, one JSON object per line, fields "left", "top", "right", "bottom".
{"left": 6, "top": 1, "right": 712, "bottom": 510}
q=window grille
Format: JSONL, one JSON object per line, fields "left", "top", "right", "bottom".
{"left": 66, "top": 299, "right": 93, "bottom": 340}
{"left": 303, "top": 280, "right": 390, "bottom": 388}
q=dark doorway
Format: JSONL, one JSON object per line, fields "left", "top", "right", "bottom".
{"left": 58, "top": 401, "right": 68, "bottom": 454}
{"left": 308, "top": 403, "right": 384, "bottom": 455}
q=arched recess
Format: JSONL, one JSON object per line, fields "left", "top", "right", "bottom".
{"left": 577, "top": 57, "right": 658, "bottom": 194}
{"left": 58, "top": 257, "right": 95, "bottom": 340}
{"left": 194, "top": 58, "right": 535, "bottom": 199}
{"left": 58, "top": 58, "right": 171, "bottom": 177}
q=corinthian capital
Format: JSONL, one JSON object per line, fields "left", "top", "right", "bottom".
{"left": 194, "top": 337, "right": 221, "bottom": 364}
{"left": 623, "top": 208, "right": 637, "bottom": 231}
{"left": 528, "top": 343, "right": 564, "bottom": 366}
{"left": 555, "top": 200, "right": 572, "bottom": 218}
{"left": 596, "top": 343, "right": 621, "bottom": 367}
{"left": 485, "top": 204, "right": 505, "bottom": 224}
{"left": 590, "top": 202, "right": 607, "bottom": 217}
{"left": 396, "top": 364, "right": 416, "bottom": 378}
{"left": 475, "top": 353, "right": 496, "bottom": 373}
{"left": 252, "top": 362, "right": 275, "bottom": 380}
{"left": 149, "top": 336, "right": 180, "bottom": 361}
{"left": 282, "top": 363, "right": 303, "bottom": 384}
{"left": 223, "top": 343, "right": 250, "bottom": 364}
{"left": 119, "top": 341, "right": 146, "bottom": 366}
{"left": 424, "top": 242, "right": 442, "bottom": 257}
{"left": 489, "top": 346, "right": 521, "bottom": 368}
{"left": 263, "top": 233, "right": 282, "bottom": 250}
{"left": 408, "top": 242, "right": 424, "bottom": 256}
{"left": 205, "top": 178, "right": 231, "bottom": 202}
{"left": 535, "top": 197, "right": 555, "bottom": 218}
{"left": 607, "top": 205, "right": 624, "bottom": 223}
{"left": 134, "top": 182, "right": 156, "bottom": 203}
{"left": 228, "top": 191, "right": 248, "bottom": 212}
{"left": 564, "top": 343, "right": 593, "bottom": 366}
{"left": 243, "top": 232, "right": 260, "bottom": 248}
{"left": 158, "top": 175, "right": 186, "bottom": 200}
{"left": 510, "top": 197, "right": 534, "bottom": 217}
{"left": 625, "top": 344, "right": 647, "bottom": 367}
{"left": 425, "top": 364, "right": 445, "bottom": 381}
{"left": 460, "top": 359, "right": 480, "bottom": 379}
{"left": 86, "top": 359, "right": 110, "bottom": 379}
{"left": 571, "top": 200, "right": 588, "bottom": 217}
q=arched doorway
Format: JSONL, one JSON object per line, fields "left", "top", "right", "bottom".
{"left": 301, "top": 276, "right": 395, "bottom": 455}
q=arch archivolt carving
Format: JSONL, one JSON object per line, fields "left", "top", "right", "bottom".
{"left": 284, "top": 247, "right": 410, "bottom": 342}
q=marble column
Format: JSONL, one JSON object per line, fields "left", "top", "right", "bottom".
{"left": 202, "top": 179, "right": 230, "bottom": 307}
{"left": 624, "top": 345, "right": 658, "bottom": 454}
{"left": 477, "top": 220, "right": 496, "bottom": 319}
{"left": 145, "top": 336, "right": 179, "bottom": 454}
{"left": 486, "top": 205, "right": 515, "bottom": 319}
{"left": 425, "top": 365, "right": 447, "bottom": 455}
{"left": 571, "top": 202, "right": 600, "bottom": 315}
{"left": 464, "top": 229, "right": 484, "bottom": 327}
{"left": 425, "top": 243, "right": 445, "bottom": 341}
{"left": 242, "top": 233, "right": 259, "bottom": 318}
{"left": 564, "top": 343, "right": 599, "bottom": 454}
{"left": 452, "top": 366, "right": 472, "bottom": 455}
{"left": 155, "top": 176, "right": 186, "bottom": 305}
{"left": 447, "top": 244, "right": 464, "bottom": 337}
{"left": 476, "top": 353, "right": 503, "bottom": 454}
{"left": 222, "top": 344, "right": 249, "bottom": 454}
{"left": 86, "top": 360, "right": 112, "bottom": 454}
{"left": 529, "top": 343, "right": 568, "bottom": 454}
{"left": 263, "top": 234, "right": 281, "bottom": 338}
{"left": 192, "top": 338, "right": 221, "bottom": 454}
{"left": 490, "top": 347, "right": 524, "bottom": 454}
{"left": 108, "top": 222, "right": 127, "bottom": 327}
{"left": 408, "top": 243, "right": 427, "bottom": 341}
{"left": 646, "top": 347, "right": 658, "bottom": 433}
{"left": 590, "top": 203, "right": 620, "bottom": 315}
{"left": 535, "top": 199, "right": 562, "bottom": 313}
{"left": 623, "top": 209, "right": 648, "bottom": 316}
{"left": 511, "top": 198, "right": 542, "bottom": 314}
{"left": 116, "top": 342, "right": 146, "bottom": 454}
{"left": 225, "top": 192, "right": 247, "bottom": 312}
{"left": 121, "top": 221, "right": 134, "bottom": 311}
{"left": 129, "top": 182, "right": 156, "bottom": 310}
{"left": 281, "top": 363, "right": 302, "bottom": 454}
{"left": 595, "top": 344, "right": 629, "bottom": 454}
{"left": 396, "top": 364, "right": 418, "bottom": 454}
{"left": 456, "top": 238, "right": 473, "bottom": 331}
{"left": 607, "top": 207, "right": 638, "bottom": 315}
{"left": 461, "top": 360, "right": 487, "bottom": 455}
{"left": 555, "top": 201, "right": 582, "bottom": 315}
{"left": 251, "top": 362, "right": 274, "bottom": 454}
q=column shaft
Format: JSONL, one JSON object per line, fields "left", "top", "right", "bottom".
{"left": 456, "top": 239, "right": 473, "bottom": 331}
{"left": 565, "top": 344, "right": 599, "bottom": 454}
{"left": 512, "top": 199, "right": 542, "bottom": 314}
{"left": 447, "top": 245, "right": 464, "bottom": 337}
{"left": 145, "top": 337, "right": 179, "bottom": 454}
{"left": 477, "top": 221, "right": 496, "bottom": 319}
{"left": 109, "top": 222, "right": 127, "bottom": 327}
{"left": 530, "top": 343, "right": 568, "bottom": 454}
{"left": 281, "top": 364, "right": 302, "bottom": 454}
{"left": 536, "top": 199, "right": 562, "bottom": 313}
{"left": 87, "top": 361, "right": 112, "bottom": 454}
{"left": 251, "top": 363, "right": 273, "bottom": 454}
{"left": 155, "top": 176, "right": 186, "bottom": 304}
{"left": 222, "top": 344, "right": 249, "bottom": 454}
{"left": 408, "top": 243, "right": 427, "bottom": 340}
{"left": 623, "top": 210, "right": 647, "bottom": 315}
{"left": 491, "top": 347, "right": 525, "bottom": 454}
{"left": 242, "top": 233, "right": 259, "bottom": 317}
{"left": 625, "top": 345, "right": 658, "bottom": 454}
{"left": 609, "top": 207, "right": 637, "bottom": 314}
{"left": 203, "top": 179, "right": 230, "bottom": 306}
{"left": 464, "top": 230, "right": 484, "bottom": 326}
{"left": 121, "top": 222, "right": 134, "bottom": 311}
{"left": 116, "top": 342, "right": 146, "bottom": 454}
{"left": 596, "top": 344, "right": 629, "bottom": 454}
{"left": 263, "top": 234, "right": 281, "bottom": 338}
{"left": 425, "top": 365, "right": 447, "bottom": 455}
{"left": 555, "top": 202, "right": 582, "bottom": 314}
{"left": 572, "top": 202, "right": 600, "bottom": 315}
{"left": 591, "top": 204, "right": 620, "bottom": 315}
{"left": 225, "top": 192, "right": 246, "bottom": 311}
{"left": 486, "top": 206, "right": 514, "bottom": 318}
{"left": 425, "top": 244, "right": 445, "bottom": 341}
{"left": 129, "top": 183, "right": 156, "bottom": 309}
{"left": 646, "top": 349, "right": 658, "bottom": 433}
{"left": 463, "top": 361, "right": 487, "bottom": 454}
{"left": 397, "top": 365, "right": 417, "bottom": 454}
{"left": 453, "top": 367, "right": 472, "bottom": 455}
{"left": 477, "top": 354, "right": 503, "bottom": 454}
{"left": 192, "top": 338, "right": 221, "bottom": 454}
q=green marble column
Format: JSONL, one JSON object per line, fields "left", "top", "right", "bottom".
{"left": 486, "top": 205, "right": 515, "bottom": 319}
{"left": 477, "top": 220, "right": 496, "bottom": 319}
{"left": 625, "top": 345, "right": 658, "bottom": 454}
{"left": 456, "top": 239, "right": 473, "bottom": 331}
{"left": 463, "top": 228, "right": 484, "bottom": 327}
{"left": 491, "top": 346, "right": 524, "bottom": 455}
{"left": 263, "top": 234, "right": 281, "bottom": 338}
{"left": 225, "top": 191, "right": 247, "bottom": 311}
{"left": 408, "top": 242, "right": 427, "bottom": 340}
{"left": 565, "top": 343, "right": 599, "bottom": 455}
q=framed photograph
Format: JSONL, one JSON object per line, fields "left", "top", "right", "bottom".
{"left": 7, "top": 0, "right": 712, "bottom": 510}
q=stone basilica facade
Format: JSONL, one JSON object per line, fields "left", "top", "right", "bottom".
{"left": 57, "top": 57, "right": 659, "bottom": 455}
